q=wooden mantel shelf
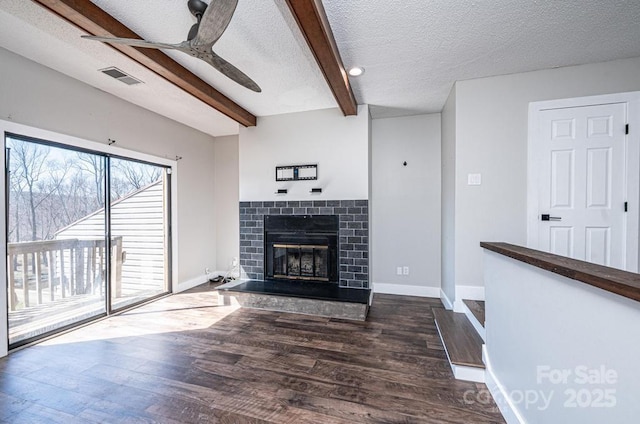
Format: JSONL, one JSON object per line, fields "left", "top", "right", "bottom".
{"left": 480, "top": 242, "right": 640, "bottom": 303}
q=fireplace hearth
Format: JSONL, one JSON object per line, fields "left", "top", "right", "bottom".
{"left": 265, "top": 215, "right": 338, "bottom": 283}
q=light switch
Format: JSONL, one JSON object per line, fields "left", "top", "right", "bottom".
{"left": 468, "top": 173, "right": 482, "bottom": 185}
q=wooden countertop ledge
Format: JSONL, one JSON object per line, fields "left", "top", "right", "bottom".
{"left": 480, "top": 242, "right": 640, "bottom": 303}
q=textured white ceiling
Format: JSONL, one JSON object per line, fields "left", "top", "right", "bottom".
{"left": 90, "top": 0, "right": 336, "bottom": 116}
{"left": 1, "top": 0, "right": 640, "bottom": 133}
{"left": 0, "top": 0, "right": 336, "bottom": 137}
{"left": 0, "top": 0, "right": 241, "bottom": 136}
{"left": 324, "top": 0, "right": 640, "bottom": 118}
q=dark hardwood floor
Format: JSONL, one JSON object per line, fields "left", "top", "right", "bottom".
{"left": 433, "top": 309, "right": 485, "bottom": 368}
{"left": 463, "top": 299, "right": 486, "bottom": 327}
{"left": 0, "top": 284, "right": 505, "bottom": 423}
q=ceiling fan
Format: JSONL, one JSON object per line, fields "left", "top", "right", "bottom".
{"left": 82, "top": 0, "right": 261, "bottom": 92}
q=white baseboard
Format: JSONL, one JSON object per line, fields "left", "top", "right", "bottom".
{"left": 373, "top": 283, "right": 440, "bottom": 298}
{"left": 483, "top": 345, "right": 525, "bottom": 424}
{"left": 454, "top": 285, "right": 485, "bottom": 312}
{"left": 440, "top": 289, "right": 454, "bottom": 310}
{"left": 456, "top": 285, "right": 485, "bottom": 301}
{"left": 175, "top": 275, "right": 208, "bottom": 293}
{"left": 452, "top": 363, "right": 485, "bottom": 383}
{"left": 453, "top": 300, "right": 465, "bottom": 313}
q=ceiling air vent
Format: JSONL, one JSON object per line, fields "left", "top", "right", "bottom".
{"left": 99, "top": 67, "right": 143, "bottom": 85}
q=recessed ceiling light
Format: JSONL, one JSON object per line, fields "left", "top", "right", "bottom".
{"left": 348, "top": 66, "right": 365, "bottom": 77}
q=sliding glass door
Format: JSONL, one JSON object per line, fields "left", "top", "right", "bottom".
{"left": 5, "top": 134, "right": 171, "bottom": 347}
{"left": 110, "top": 158, "right": 169, "bottom": 310}
{"left": 6, "top": 136, "right": 107, "bottom": 345}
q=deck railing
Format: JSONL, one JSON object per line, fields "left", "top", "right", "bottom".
{"left": 7, "top": 237, "right": 123, "bottom": 312}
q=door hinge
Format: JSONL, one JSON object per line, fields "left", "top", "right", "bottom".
{"left": 626, "top": 124, "right": 629, "bottom": 135}
{"left": 624, "top": 201, "right": 628, "bottom": 212}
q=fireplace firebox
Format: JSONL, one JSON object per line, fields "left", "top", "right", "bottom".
{"left": 265, "top": 215, "right": 338, "bottom": 283}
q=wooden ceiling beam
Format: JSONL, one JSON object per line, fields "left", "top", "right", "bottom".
{"left": 31, "top": 0, "right": 256, "bottom": 127}
{"left": 285, "top": 0, "right": 357, "bottom": 116}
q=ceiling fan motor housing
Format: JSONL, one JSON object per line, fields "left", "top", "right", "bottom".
{"left": 82, "top": 0, "right": 261, "bottom": 92}
{"left": 187, "top": 0, "right": 207, "bottom": 40}
{"left": 188, "top": 0, "right": 208, "bottom": 19}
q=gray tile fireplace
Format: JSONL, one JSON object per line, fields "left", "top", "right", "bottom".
{"left": 239, "top": 200, "right": 369, "bottom": 288}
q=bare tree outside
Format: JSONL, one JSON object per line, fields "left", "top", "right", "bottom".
{"left": 6, "top": 138, "right": 163, "bottom": 243}
{"left": 75, "top": 152, "right": 105, "bottom": 209}
{"left": 7, "top": 140, "right": 95, "bottom": 242}
{"left": 7, "top": 148, "right": 25, "bottom": 243}
{"left": 9, "top": 140, "right": 50, "bottom": 242}
{"left": 111, "top": 158, "right": 162, "bottom": 200}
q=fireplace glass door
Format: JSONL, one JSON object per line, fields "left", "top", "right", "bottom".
{"left": 273, "top": 244, "right": 329, "bottom": 281}
{"left": 264, "top": 215, "right": 338, "bottom": 283}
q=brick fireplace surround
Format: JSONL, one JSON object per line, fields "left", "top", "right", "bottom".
{"left": 239, "top": 200, "right": 369, "bottom": 288}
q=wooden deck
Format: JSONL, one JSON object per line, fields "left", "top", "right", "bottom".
{"left": 0, "top": 284, "right": 505, "bottom": 423}
{"left": 8, "top": 292, "right": 105, "bottom": 344}
{"left": 8, "top": 287, "right": 165, "bottom": 345}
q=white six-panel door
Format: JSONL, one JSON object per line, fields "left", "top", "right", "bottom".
{"left": 537, "top": 103, "right": 627, "bottom": 268}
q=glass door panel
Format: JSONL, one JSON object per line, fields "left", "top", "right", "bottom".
{"left": 109, "top": 158, "right": 169, "bottom": 310}
{"left": 6, "top": 136, "right": 107, "bottom": 346}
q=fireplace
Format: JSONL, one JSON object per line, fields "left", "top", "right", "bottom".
{"left": 265, "top": 215, "right": 338, "bottom": 283}
{"left": 240, "top": 200, "right": 369, "bottom": 288}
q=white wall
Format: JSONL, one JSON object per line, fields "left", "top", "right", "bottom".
{"left": 368, "top": 109, "right": 373, "bottom": 290}
{"left": 444, "top": 56, "right": 640, "bottom": 301}
{"left": 484, "top": 250, "right": 640, "bottom": 423}
{"left": 214, "top": 135, "right": 240, "bottom": 274}
{"left": 0, "top": 47, "right": 218, "bottom": 356}
{"left": 239, "top": 106, "right": 370, "bottom": 201}
{"left": 371, "top": 114, "right": 441, "bottom": 295}
{"left": 441, "top": 85, "right": 457, "bottom": 306}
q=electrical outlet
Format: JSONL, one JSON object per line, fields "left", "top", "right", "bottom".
{"left": 396, "top": 266, "right": 402, "bottom": 276}
{"left": 232, "top": 257, "right": 238, "bottom": 267}
{"left": 205, "top": 267, "right": 211, "bottom": 275}
{"left": 403, "top": 266, "right": 409, "bottom": 275}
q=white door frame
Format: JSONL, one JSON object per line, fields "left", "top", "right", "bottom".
{"left": 527, "top": 91, "right": 640, "bottom": 272}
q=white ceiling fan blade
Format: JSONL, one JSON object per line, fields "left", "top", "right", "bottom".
{"left": 82, "top": 35, "right": 184, "bottom": 51}
{"left": 202, "top": 51, "right": 261, "bottom": 92}
{"left": 192, "top": 0, "right": 238, "bottom": 47}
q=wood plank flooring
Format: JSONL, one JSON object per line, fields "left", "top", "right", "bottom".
{"left": 463, "top": 299, "right": 486, "bottom": 326}
{"left": 0, "top": 284, "right": 505, "bottom": 423}
{"left": 433, "top": 309, "right": 485, "bottom": 369}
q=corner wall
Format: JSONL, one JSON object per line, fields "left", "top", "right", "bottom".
{"left": 371, "top": 114, "right": 441, "bottom": 295}
{"left": 445, "top": 56, "right": 640, "bottom": 303}
{"left": 213, "top": 135, "right": 240, "bottom": 275}
{"left": 441, "top": 86, "right": 457, "bottom": 306}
